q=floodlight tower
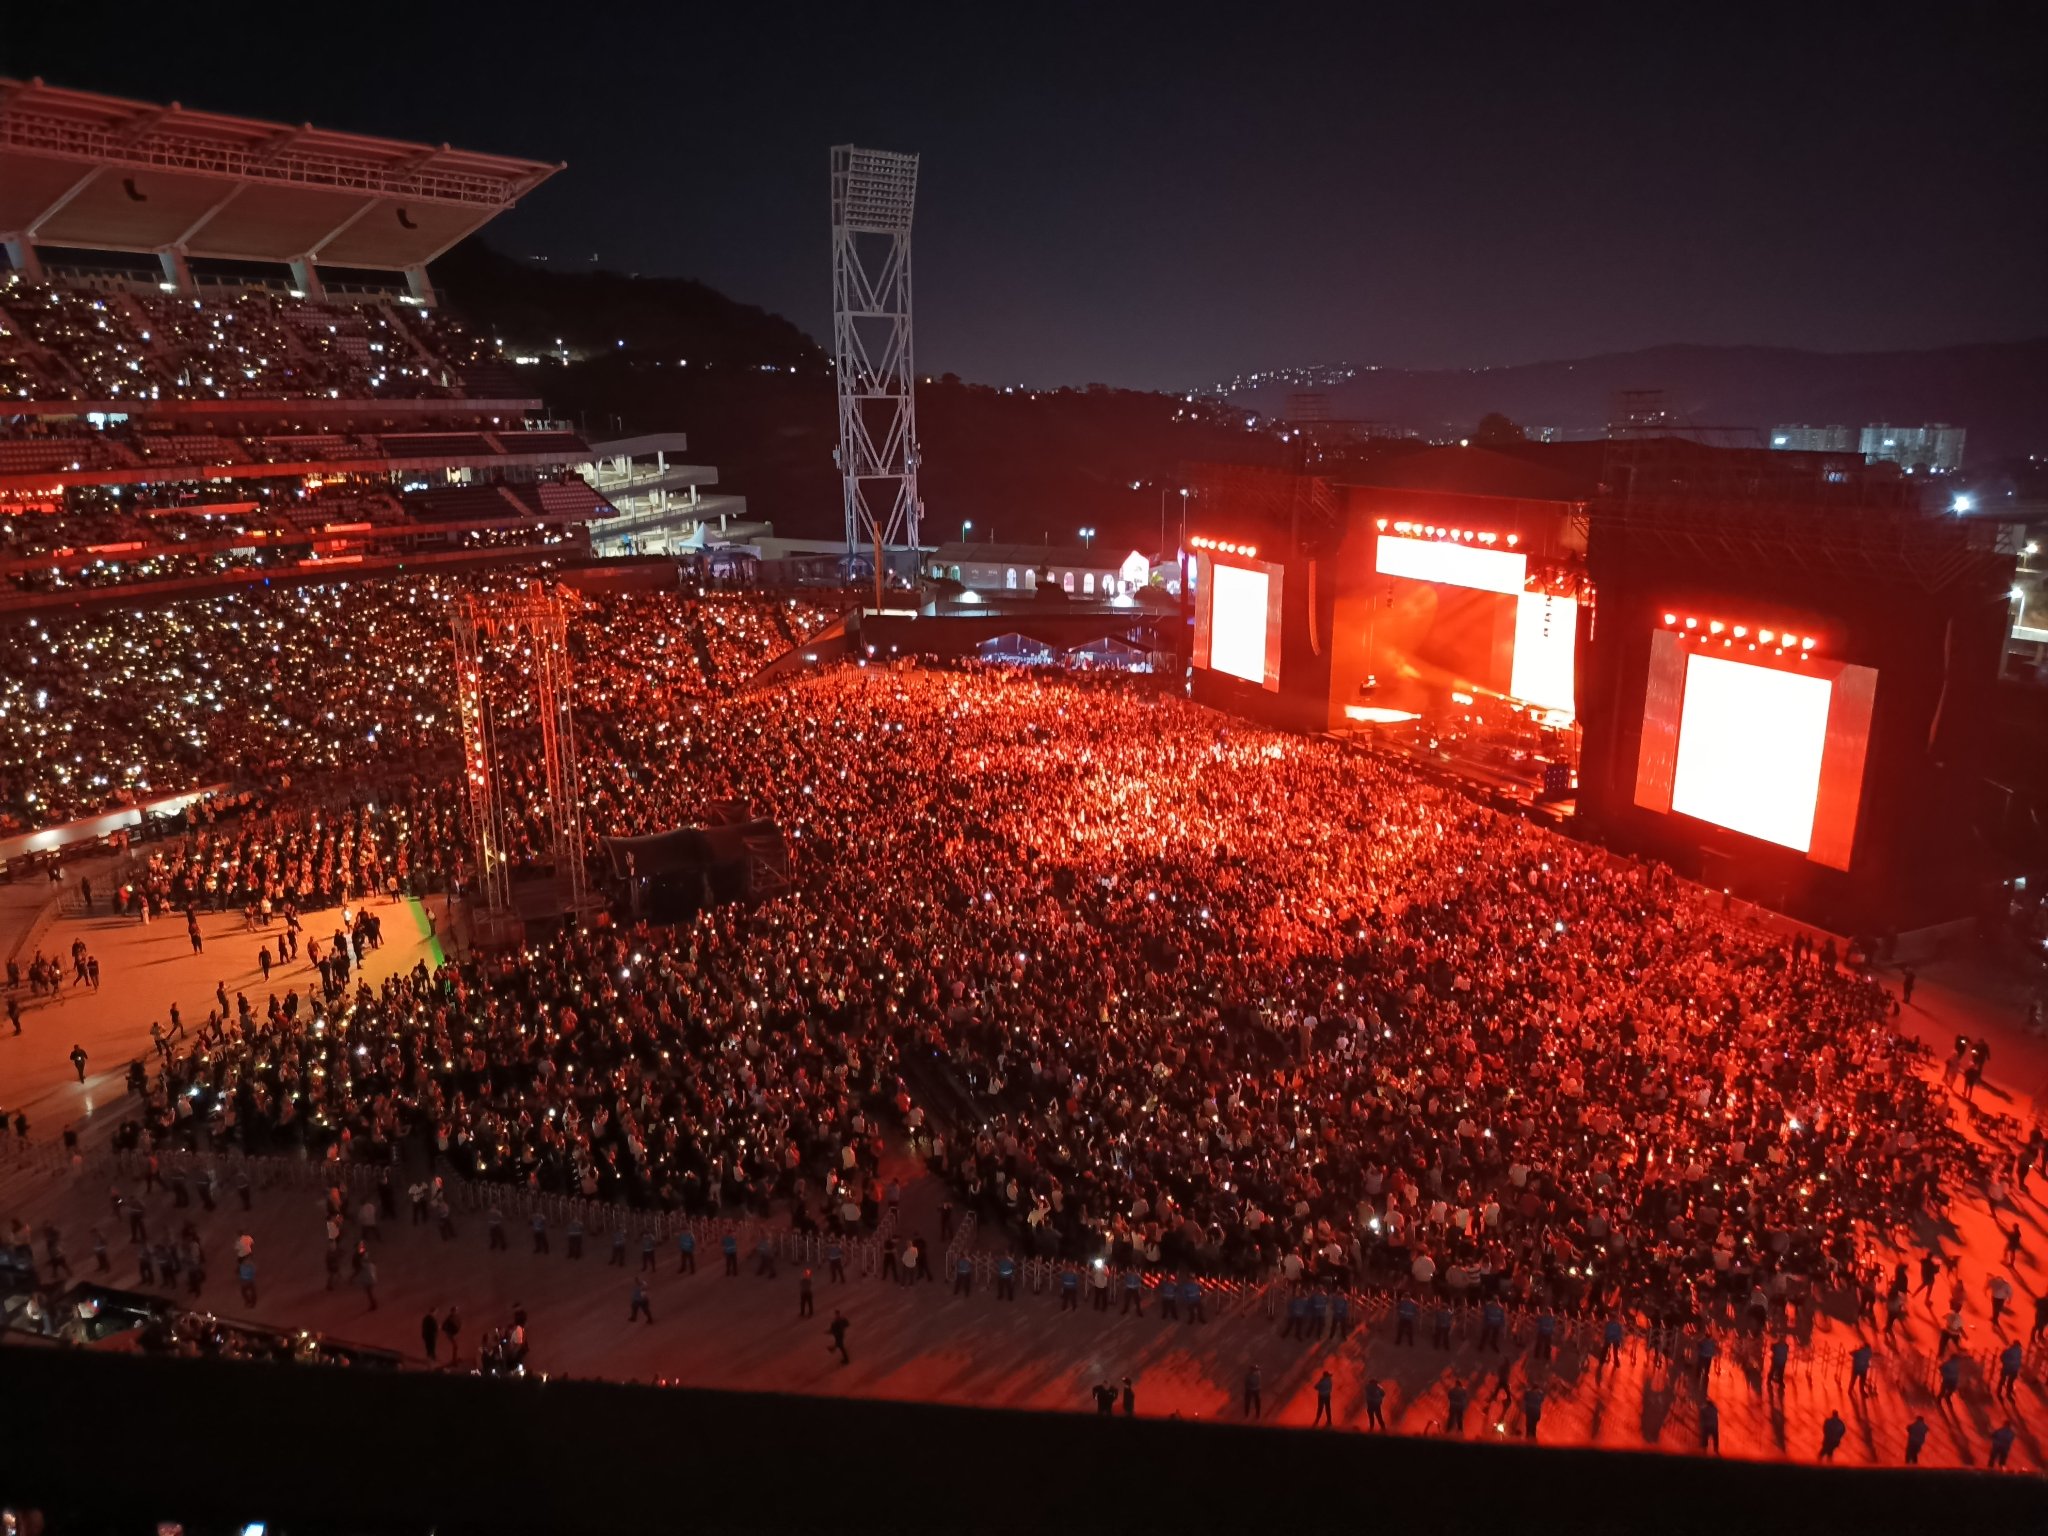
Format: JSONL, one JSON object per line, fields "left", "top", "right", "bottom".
{"left": 831, "top": 145, "right": 922, "bottom": 592}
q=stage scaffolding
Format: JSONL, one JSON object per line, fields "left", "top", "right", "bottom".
{"left": 450, "top": 582, "right": 591, "bottom": 924}
{"left": 1593, "top": 437, "right": 2020, "bottom": 595}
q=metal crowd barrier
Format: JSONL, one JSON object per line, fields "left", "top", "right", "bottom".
{"left": 46, "top": 1145, "right": 2048, "bottom": 1399}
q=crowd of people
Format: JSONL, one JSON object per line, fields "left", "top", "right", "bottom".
{"left": 0, "top": 275, "right": 482, "bottom": 403}
{"left": 0, "top": 579, "right": 841, "bottom": 831}
{"left": 98, "top": 620, "right": 2001, "bottom": 1343}
{"left": 0, "top": 484, "right": 407, "bottom": 571}
{"left": 0, "top": 565, "right": 2037, "bottom": 1481}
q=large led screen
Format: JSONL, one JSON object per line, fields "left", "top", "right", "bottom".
{"left": 1669, "top": 654, "right": 1832, "bottom": 852}
{"left": 1634, "top": 629, "right": 1877, "bottom": 869}
{"left": 1373, "top": 534, "right": 1527, "bottom": 595}
{"left": 1509, "top": 592, "right": 1577, "bottom": 715}
{"left": 1207, "top": 562, "right": 1272, "bottom": 685}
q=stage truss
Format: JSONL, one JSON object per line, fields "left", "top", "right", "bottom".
{"left": 450, "top": 581, "right": 590, "bottom": 921}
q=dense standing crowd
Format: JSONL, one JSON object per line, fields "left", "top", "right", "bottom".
{"left": 105, "top": 624, "right": 1993, "bottom": 1334}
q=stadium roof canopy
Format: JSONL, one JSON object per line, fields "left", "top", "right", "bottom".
{"left": 0, "top": 77, "right": 561, "bottom": 273}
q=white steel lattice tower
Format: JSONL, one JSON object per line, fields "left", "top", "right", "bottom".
{"left": 831, "top": 145, "right": 922, "bottom": 558}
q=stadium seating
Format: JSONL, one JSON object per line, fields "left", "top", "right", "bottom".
{"left": 375, "top": 432, "right": 497, "bottom": 459}
{"left": 0, "top": 273, "right": 492, "bottom": 402}
{"left": 405, "top": 484, "right": 528, "bottom": 523}
{"left": 0, "top": 273, "right": 612, "bottom": 599}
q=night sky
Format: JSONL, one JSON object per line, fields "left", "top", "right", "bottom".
{"left": 5, "top": 3, "right": 2041, "bottom": 389}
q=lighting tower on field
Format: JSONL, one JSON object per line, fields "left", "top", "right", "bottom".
{"left": 831, "top": 144, "right": 922, "bottom": 588}
{"left": 450, "top": 582, "right": 590, "bottom": 936}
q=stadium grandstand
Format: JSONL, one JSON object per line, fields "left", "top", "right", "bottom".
{"left": 4, "top": 72, "right": 2046, "bottom": 1536}
{"left": 0, "top": 78, "right": 623, "bottom": 605}
{"left": 578, "top": 433, "right": 755, "bottom": 557}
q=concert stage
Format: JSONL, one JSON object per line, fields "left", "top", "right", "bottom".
{"left": 1184, "top": 442, "right": 2021, "bottom": 930}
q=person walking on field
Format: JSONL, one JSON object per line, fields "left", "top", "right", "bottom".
{"left": 827, "top": 1310, "right": 851, "bottom": 1365}
{"left": 70, "top": 1044, "right": 88, "bottom": 1083}
{"left": 1363, "top": 1378, "right": 1387, "bottom": 1431}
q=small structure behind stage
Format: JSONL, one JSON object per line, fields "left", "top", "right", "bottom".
{"left": 450, "top": 581, "right": 596, "bottom": 946}
{"left": 600, "top": 806, "right": 790, "bottom": 923}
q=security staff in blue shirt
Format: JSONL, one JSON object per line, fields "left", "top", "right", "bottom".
{"left": 1283, "top": 1293, "right": 1309, "bottom": 1339}
{"left": 1479, "top": 1298, "right": 1505, "bottom": 1352}
{"left": 1533, "top": 1307, "right": 1558, "bottom": 1362}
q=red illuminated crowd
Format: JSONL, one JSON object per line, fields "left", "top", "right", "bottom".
{"left": 95, "top": 598, "right": 1995, "bottom": 1336}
